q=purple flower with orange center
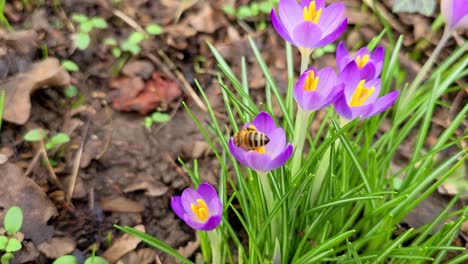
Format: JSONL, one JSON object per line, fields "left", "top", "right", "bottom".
{"left": 333, "top": 63, "right": 399, "bottom": 120}
{"left": 271, "top": 0, "right": 347, "bottom": 52}
{"left": 293, "top": 67, "right": 343, "bottom": 111}
{"left": 336, "top": 41, "right": 384, "bottom": 80}
{"left": 171, "top": 183, "right": 222, "bottom": 231}
{"left": 441, "top": 0, "right": 468, "bottom": 30}
{"left": 229, "top": 112, "right": 293, "bottom": 172}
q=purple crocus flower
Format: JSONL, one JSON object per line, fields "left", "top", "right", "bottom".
{"left": 333, "top": 63, "right": 399, "bottom": 120}
{"left": 441, "top": 0, "right": 468, "bottom": 30}
{"left": 171, "top": 183, "right": 222, "bottom": 231}
{"left": 336, "top": 41, "right": 384, "bottom": 80}
{"left": 293, "top": 67, "right": 343, "bottom": 111}
{"left": 271, "top": 0, "right": 347, "bottom": 51}
{"left": 229, "top": 112, "right": 293, "bottom": 172}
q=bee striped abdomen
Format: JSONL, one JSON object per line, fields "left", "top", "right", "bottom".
{"left": 233, "top": 127, "right": 270, "bottom": 151}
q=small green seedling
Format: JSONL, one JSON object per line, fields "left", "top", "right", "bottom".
{"left": 144, "top": 112, "right": 171, "bottom": 129}
{"left": 0, "top": 207, "right": 23, "bottom": 264}
{"left": 104, "top": 25, "right": 162, "bottom": 58}
{"left": 71, "top": 13, "right": 108, "bottom": 50}
{"left": 61, "top": 60, "right": 80, "bottom": 72}
{"left": 223, "top": 0, "right": 276, "bottom": 20}
{"left": 54, "top": 244, "right": 108, "bottom": 264}
{"left": 64, "top": 85, "right": 78, "bottom": 98}
{"left": 23, "top": 129, "right": 70, "bottom": 150}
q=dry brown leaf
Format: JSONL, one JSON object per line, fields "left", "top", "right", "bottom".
{"left": 188, "top": 4, "right": 225, "bottom": 34}
{"left": 0, "top": 162, "right": 58, "bottom": 243}
{"left": 15, "top": 241, "right": 40, "bottom": 263}
{"left": 100, "top": 196, "right": 145, "bottom": 213}
{"left": 0, "top": 30, "right": 37, "bottom": 55}
{"left": 121, "top": 248, "right": 157, "bottom": 264}
{"left": 123, "top": 175, "right": 168, "bottom": 197}
{"left": 178, "top": 232, "right": 200, "bottom": 258}
{"left": 37, "top": 237, "right": 76, "bottom": 259}
{"left": 0, "top": 58, "right": 70, "bottom": 124}
{"left": 102, "top": 225, "right": 145, "bottom": 264}
{"left": 122, "top": 60, "right": 155, "bottom": 79}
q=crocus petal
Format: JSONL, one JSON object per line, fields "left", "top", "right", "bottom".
{"left": 349, "top": 104, "right": 373, "bottom": 120}
{"left": 244, "top": 151, "right": 273, "bottom": 172}
{"left": 341, "top": 63, "right": 361, "bottom": 102}
{"left": 208, "top": 198, "right": 223, "bottom": 215}
{"left": 317, "top": 2, "right": 346, "bottom": 36}
{"left": 197, "top": 183, "right": 218, "bottom": 204}
{"left": 252, "top": 112, "right": 277, "bottom": 134}
{"left": 265, "top": 128, "right": 286, "bottom": 157}
{"left": 365, "top": 91, "right": 399, "bottom": 118}
{"left": 359, "top": 63, "right": 376, "bottom": 80}
{"left": 183, "top": 214, "right": 206, "bottom": 229}
{"left": 315, "top": 18, "right": 347, "bottom": 47}
{"left": 371, "top": 46, "right": 384, "bottom": 74}
{"left": 363, "top": 78, "right": 381, "bottom": 104}
{"left": 181, "top": 189, "right": 203, "bottom": 215}
{"left": 442, "top": 0, "right": 468, "bottom": 28}
{"left": 228, "top": 139, "right": 248, "bottom": 165}
{"left": 292, "top": 22, "right": 322, "bottom": 49}
{"left": 279, "top": 0, "right": 302, "bottom": 32}
{"left": 324, "top": 83, "right": 344, "bottom": 106}
{"left": 271, "top": 9, "right": 295, "bottom": 44}
{"left": 302, "top": 91, "right": 324, "bottom": 111}
{"left": 171, "top": 196, "right": 185, "bottom": 220}
{"left": 200, "top": 215, "right": 222, "bottom": 231}
{"left": 265, "top": 144, "right": 293, "bottom": 171}
{"left": 301, "top": 0, "right": 325, "bottom": 9}
{"left": 333, "top": 93, "right": 353, "bottom": 120}
{"left": 336, "top": 41, "right": 349, "bottom": 71}
{"left": 316, "top": 67, "right": 339, "bottom": 97}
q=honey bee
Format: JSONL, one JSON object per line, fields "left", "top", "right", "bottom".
{"left": 233, "top": 125, "right": 270, "bottom": 151}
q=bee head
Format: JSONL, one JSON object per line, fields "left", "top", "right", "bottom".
{"left": 265, "top": 135, "right": 270, "bottom": 145}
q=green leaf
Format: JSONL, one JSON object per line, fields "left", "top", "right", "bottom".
{"left": 111, "top": 47, "right": 121, "bottom": 58}
{"left": 4, "top": 207, "right": 22, "bottom": 234}
{"left": 65, "top": 85, "right": 78, "bottom": 98}
{"left": 84, "top": 256, "right": 108, "bottom": 264}
{"left": 0, "top": 253, "right": 13, "bottom": 264}
{"left": 52, "top": 255, "right": 78, "bottom": 264}
{"left": 393, "top": 0, "right": 436, "bottom": 16}
{"left": 151, "top": 112, "right": 171, "bottom": 123}
{"left": 45, "top": 133, "right": 70, "bottom": 150}
{"left": 80, "top": 20, "right": 93, "bottom": 33}
{"left": 90, "top": 17, "right": 107, "bottom": 29}
{"left": 127, "top": 32, "right": 145, "bottom": 44}
{"left": 145, "top": 24, "right": 163, "bottom": 35}
{"left": 237, "top": 6, "right": 253, "bottom": 19}
{"left": 0, "top": 236, "right": 8, "bottom": 250}
{"left": 71, "top": 13, "right": 88, "bottom": 23}
{"left": 103, "top": 38, "right": 117, "bottom": 46}
{"left": 121, "top": 42, "right": 140, "bottom": 55}
{"left": 259, "top": 2, "right": 274, "bottom": 14}
{"left": 76, "top": 32, "right": 91, "bottom": 50}
{"left": 5, "top": 238, "right": 21, "bottom": 252}
{"left": 23, "top": 129, "right": 46, "bottom": 142}
{"left": 222, "top": 5, "right": 236, "bottom": 16}
{"left": 144, "top": 117, "right": 153, "bottom": 128}
{"left": 61, "top": 60, "right": 80, "bottom": 72}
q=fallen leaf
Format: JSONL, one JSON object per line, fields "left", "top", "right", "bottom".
{"left": 178, "top": 232, "right": 200, "bottom": 258}
{"left": 102, "top": 225, "right": 145, "bottom": 264}
{"left": 14, "top": 241, "right": 40, "bottom": 263}
{"left": 121, "top": 248, "right": 156, "bottom": 264}
{"left": 37, "top": 237, "right": 76, "bottom": 259}
{"left": 100, "top": 196, "right": 145, "bottom": 213}
{"left": 393, "top": 0, "right": 436, "bottom": 16}
{"left": 111, "top": 72, "right": 182, "bottom": 114}
{"left": 0, "top": 58, "right": 70, "bottom": 124}
{"left": 182, "top": 140, "right": 211, "bottom": 159}
{"left": 0, "top": 30, "right": 37, "bottom": 55}
{"left": 123, "top": 175, "right": 168, "bottom": 197}
{"left": 0, "top": 162, "right": 57, "bottom": 244}
{"left": 188, "top": 4, "right": 226, "bottom": 34}
{"left": 122, "top": 60, "right": 155, "bottom": 79}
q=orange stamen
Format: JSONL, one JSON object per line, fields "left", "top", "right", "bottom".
{"left": 304, "top": 71, "right": 319, "bottom": 92}
{"left": 349, "top": 80, "right": 375, "bottom": 107}
{"left": 191, "top": 199, "right": 209, "bottom": 222}
{"left": 303, "top": 1, "right": 322, "bottom": 24}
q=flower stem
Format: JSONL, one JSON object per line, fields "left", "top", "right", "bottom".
{"left": 208, "top": 230, "right": 221, "bottom": 264}
{"left": 403, "top": 27, "right": 452, "bottom": 104}
{"left": 291, "top": 108, "right": 310, "bottom": 177}
{"left": 290, "top": 49, "right": 312, "bottom": 177}
{"left": 257, "top": 171, "right": 277, "bottom": 244}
